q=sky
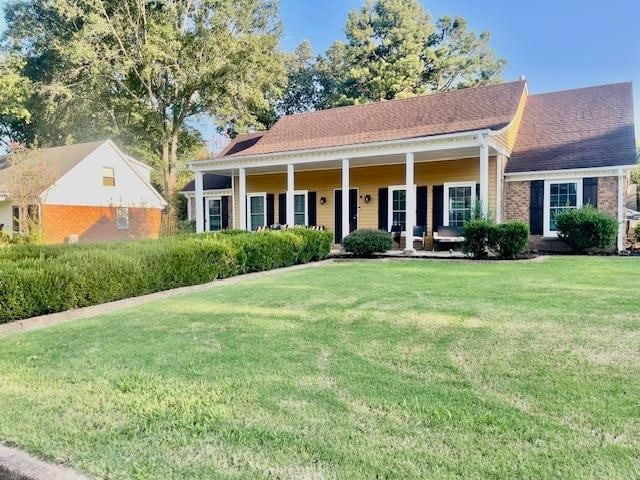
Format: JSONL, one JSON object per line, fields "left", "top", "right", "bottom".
{"left": 1, "top": 0, "right": 639, "bottom": 149}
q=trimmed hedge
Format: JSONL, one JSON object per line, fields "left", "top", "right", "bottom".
{"left": 491, "top": 221, "right": 530, "bottom": 259}
{"left": 343, "top": 229, "right": 392, "bottom": 257}
{"left": 555, "top": 206, "right": 617, "bottom": 251}
{"left": 462, "top": 219, "right": 494, "bottom": 259}
{"left": 0, "top": 229, "right": 332, "bottom": 323}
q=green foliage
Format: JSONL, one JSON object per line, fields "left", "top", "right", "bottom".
{"left": 281, "top": 0, "right": 505, "bottom": 112}
{"left": 0, "top": 229, "right": 332, "bottom": 323}
{"left": 177, "top": 220, "right": 196, "bottom": 234}
{"left": 0, "top": 54, "right": 33, "bottom": 143}
{"left": 2, "top": 0, "right": 285, "bottom": 199}
{"left": 555, "top": 206, "right": 618, "bottom": 252}
{"left": 490, "top": 221, "right": 530, "bottom": 259}
{"left": 462, "top": 218, "right": 494, "bottom": 259}
{"left": 633, "top": 224, "right": 640, "bottom": 243}
{"left": 343, "top": 229, "right": 393, "bottom": 257}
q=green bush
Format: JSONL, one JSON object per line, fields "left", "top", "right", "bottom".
{"left": 462, "top": 219, "right": 494, "bottom": 259}
{"left": 343, "top": 229, "right": 392, "bottom": 257}
{"left": 491, "top": 221, "right": 530, "bottom": 259}
{"left": 0, "top": 229, "right": 331, "bottom": 323}
{"left": 555, "top": 206, "right": 618, "bottom": 251}
{"left": 633, "top": 224, "right": 640, "bottom": 243}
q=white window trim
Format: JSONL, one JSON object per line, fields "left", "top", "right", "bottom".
{"left": 293, "top": 190, "right": 308, "bottom": 226}
{"left": 387, "top": 185, "right": 416, "bottom": 235}
{"left": 543, "top": 179, "right": 582, "bottom": 238}
{"left": 246, "top": 192, "right": 267, "bottom": 230}
{"left": 443, "top": 182, "right": 476, "bottom": 227}
{"left": 205, "top": 196, "right": 223, "bottom": 232}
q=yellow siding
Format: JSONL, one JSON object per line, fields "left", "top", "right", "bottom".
{"left": 233, "top": 157, "right": 497, "bottom": 240}
{"left": 492, "top": 87, "right": 527, "bottom": 154}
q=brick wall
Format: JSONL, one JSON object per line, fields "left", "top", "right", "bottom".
{"left": 40, "top": 204, "right": 162, "bottom": 244}
{"left": 597, "top": 176, "right": 618, "bottom": 217}
{"left": 503, "top": 180, "right": 530, "bottom": 223}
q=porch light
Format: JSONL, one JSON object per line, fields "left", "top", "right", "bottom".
{"left": 319, "top": 196, "right": 327, "bottom": 205}
{"left": 364, "top": 194, "right": 371, "bottom": 204}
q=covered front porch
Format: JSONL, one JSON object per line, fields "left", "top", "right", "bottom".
{"left": 190, "top": 131, "right": 508, "bottom": 250}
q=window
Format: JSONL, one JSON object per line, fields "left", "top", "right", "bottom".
{"left": 208, "top": 198, "right": 222, "bottom": 231}
{"left": 544, "top": 180, "right": 582, "bottom": 236}
{"left": 247, "top": 193, "right": 266, "bottom": 231}
{"left": 116, "top": 207, "right": 129, "bottom": 230}
{"left": 294, "top": 192, "right": 307, "bottom": 226}
{"left": 388, "top": 187, "right": 406, "bottom": 231}
{"left": 103, "top": 167, "right": 115, "bottom": 187}
{"left": 444, "top": 182, "right": 475, "bottom": 227}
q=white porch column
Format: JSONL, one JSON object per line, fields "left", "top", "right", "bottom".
{"left": 479, "top": 136, "right": 489, "bottom": 216}
{"left": 617, "top": 168, "right": 625, "bottom": 252}
{"left": 286, "top": 163, "right": 295, "bottom": 226}
{"left": 186, "top": 196, "right": 192, "bottom": 221}
{"left": 405, "top": 152, "right": 416, "bottom": 253}
{"left": 495, "top": 154, "right": 505, "bottom": 223}
{"left": 239, "top": 167, "right": 247, "bottom": 230}
{"left": 341, "top": 158, "right": 350, "bottom": 241}
{"left": 195, "top": 171, "right": 204, "bottom": 233}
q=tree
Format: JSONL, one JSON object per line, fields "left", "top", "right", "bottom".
{"left": 0, "top": 56, "right": 33, "bottom": 147}
{"left": 424, "top": 16, "right": 506, "bottom": 92}
{"left": 4, "top": 146, "right": 56, "bottom": 241}
{"left": 3, "top": 0, "right": 286, "bottom": 219}
{"left": 281, "top": 0, "right": 505, "bottom": 111}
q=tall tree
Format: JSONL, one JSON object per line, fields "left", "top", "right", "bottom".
{"left": 0, "top": 55, "right": 33, "bottom": 147}
{"left": 281, "top": 0, "right": 506, "bottom": 111}
{"left": 3, "top": 0, "right": 286, "bottom": 214}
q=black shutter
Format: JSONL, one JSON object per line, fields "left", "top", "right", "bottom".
{"left": 530, "top": 180, "right": 544, "bottom": 235}
{"left": 416, "top": 186, "right": 428, "bottom": 227}
{"left": 583, "top": 177, "right": 598, "bottom": 207}
{"left": 378, "top": 187, "right": 388, "bottom": 230}
{"left": 266, "top": 193, "right": 275, "bottom": 226}
{"left": 278, "top": 193, "right": 286, "bottom": 224}
{"left": 221, "top": 196, "right": 229, "bottom": 229}
{"left": 475, "top": 183, "right": 480, "bottom": 200}
{"left": 308, "top": 192, "right": 317, "bottom": 226}
{"left": 334, "top": 190, "right": 342, "bottom": 243}
{"left": 432, "top": 185, "right": 444, "bottom": 233}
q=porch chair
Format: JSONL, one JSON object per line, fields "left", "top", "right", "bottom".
{"left": 390, "top": 224, "right": 403, "bottom": 249}
{"left": 412, "top": 226, "right": 427, "bottom": 250}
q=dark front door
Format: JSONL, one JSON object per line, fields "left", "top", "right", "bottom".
{"left": 334, "top": 189, "right": 358, "bottom": 243}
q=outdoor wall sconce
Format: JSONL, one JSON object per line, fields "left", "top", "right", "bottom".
{"left": 319, "top": 196, "right": 327, "bottom": 205}
{"left": 363, "top": 194, "right": 371, "bottom": 204}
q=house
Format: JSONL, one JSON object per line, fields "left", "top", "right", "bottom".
{"left": 0, "top": 140, "right": 167, "bottom": 243}
{"left": 180, "top": 174, "right": 232, "bottom": 231}
{"left": 188, "top": 80, "right": 638, "bottom": 251}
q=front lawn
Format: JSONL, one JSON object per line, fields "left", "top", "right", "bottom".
{"left": 0, "top": 257, "right": 638, "bottom": 479}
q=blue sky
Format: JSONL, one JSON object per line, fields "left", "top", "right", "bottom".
{"left": 1, "top": 0, "right": 639, "bottom": 147}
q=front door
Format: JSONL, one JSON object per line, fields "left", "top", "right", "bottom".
{"left": 334, "top": 189, "right": 358, "bottom": 243}
{"left": 206, "top": 198, "right": 222, "bottom": 232}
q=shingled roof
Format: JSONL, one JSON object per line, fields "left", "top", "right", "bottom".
{"left": 181, "top": 173, "right": 232, "bottom": 192}
{"left": 507, "top": 82, "right": 637, "bottom": 173}
{"left": 217, "top": 80, "right": 527, "bottom": 158}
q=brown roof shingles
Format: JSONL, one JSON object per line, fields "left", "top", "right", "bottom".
{"left": 506, "top": 82, "right": 637, "bottom": 173}
{"left": 217, "top": 80, "right": 527, "bottom": 158}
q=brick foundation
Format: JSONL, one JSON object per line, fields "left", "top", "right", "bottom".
{"left": 40, "top": 204, "right": 162, "bottom": 244}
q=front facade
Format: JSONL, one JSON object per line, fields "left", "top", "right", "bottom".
{"left": 0, "top": 140, "right": 167, "bottom": 243}
{"left": 190, "top": 80, "right": 637, "bottom": 251}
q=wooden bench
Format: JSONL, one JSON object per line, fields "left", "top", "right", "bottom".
{"left": 433, "top": 226, "right": 464, "bottom": 250}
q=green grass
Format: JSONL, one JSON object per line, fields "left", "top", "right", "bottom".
{"left": 0, "top": 257, "right": 639, "bottom": 479}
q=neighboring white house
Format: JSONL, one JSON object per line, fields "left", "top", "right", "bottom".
{"left": 0, "top": 139, "right": 167, "bottom": 243}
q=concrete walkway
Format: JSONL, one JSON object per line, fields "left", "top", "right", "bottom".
{"left": 0, "top": 444, "right": 89, "bottom": 480}
{"left": 0, "top": 260, "right": 333, "bottom": 339}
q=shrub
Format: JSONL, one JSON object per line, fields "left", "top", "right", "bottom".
{"left": 0, "top": 229, "right": 331, "bottom": 323}
{"left": 555, "top": 206, "right": 617, "bottom": 251}
{"left": 491, "top": 221, "right": 529, "bottom": 259}
{"left": 462, "top": 219, "right": 494, "bottom": 259}
{"left": 342, "top": 229, "right": 392, "bottom": 257}
{"left": 633, "top": 223, "right": 640, "bottom": 244}
{"left": 177, "top": 219, "right": 196, "bottom": 234}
